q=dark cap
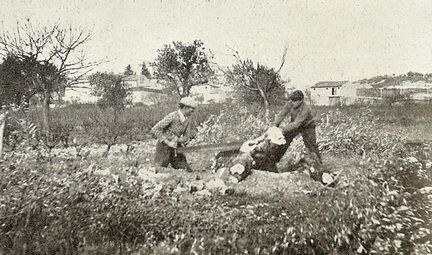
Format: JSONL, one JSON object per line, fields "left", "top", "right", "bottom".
{"left": 289, "top": 90, "right": 304, "bottom": 101}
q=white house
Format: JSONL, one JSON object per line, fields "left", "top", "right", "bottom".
{"left": 190, "top": 83, "right": 234, "bottom": 104}
{"left": 339, "top": 82, "right": 374, "bottom": 105}
{"left": 63, "top": 75, "right": 168, "bottom": 105}
{"left": 309, "top": 81, "right": 377, "bottom": 106}
{"left": 309, "top": 81, "right": 348, "bottom": 106}
{"left": 63, "top": 75, "right": 235, "bottom": 105}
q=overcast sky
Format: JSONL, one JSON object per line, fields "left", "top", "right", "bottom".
{"left": 1, "top": 0, "right": 431, "bottom": 88}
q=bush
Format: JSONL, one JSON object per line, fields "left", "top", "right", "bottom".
{"left": 191, "top": 102, "right": 270, "bottom": 145}
{"left": 317, "top": 107, "right": 404, "bottom": 158}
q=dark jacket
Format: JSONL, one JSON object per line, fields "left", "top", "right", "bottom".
{"left": 274, "top": 101, "right": 316, "bottom": 134}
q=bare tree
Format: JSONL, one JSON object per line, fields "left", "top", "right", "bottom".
{"left": 224, "top": 47, "right": 288, "bottom": 119}
{"left": 0, "top": 20, "right": 98, "bottom": 146}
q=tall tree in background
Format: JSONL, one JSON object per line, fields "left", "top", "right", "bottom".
{"left": 0, "top": 21, "right": 96, "bottom": 141}
{"left": 0, "top": 54, "right": 62, "bottom": 107}
{"left": 151, "top": 39, "right": 214, "bottom": 97}
{"left": 124, "top": 64, "right": 135, "bottom": 75}
{"left": 0, "top": 55, "right": 31, "bottom": 106}
{"left": 88, "top": 72, "right": 131, "bottom": 111}
{"left": 225, "top": 48, "right": 288, "bottom": 118}
{"left": 140, "top": 61, "right": 151, "bottom": 79}
{"left": 88, "top": 72, "right": 132, "bottom": 155}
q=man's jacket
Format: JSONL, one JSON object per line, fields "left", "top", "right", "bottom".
{"left": 151, "top": 110, "right": 193, "bottom": 144}
{"left": 274, "top": 101, "right": 316, "bottom": 134}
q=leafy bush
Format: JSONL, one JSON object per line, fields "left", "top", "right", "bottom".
{"left": 317, "top": 108, "right": 404, "bottom": 158}
{"left": 191, "top": 103, "right": 269, "bottom": 145}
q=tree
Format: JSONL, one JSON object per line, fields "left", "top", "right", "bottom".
{"left": 224, "top": 48, "right": 287, "bottom": 118}
{"left": 0, "top": 55, "right": 29, "bottom": 106}
{"left": 88, "top": 72, "right": 131, "bottom": 111}
{"left": 87, "top": 72, "right": 132, "bottom": 155}
{"left": 0, "top": 54, "right": 62, "bottom": 107}
{"left": 0, "top": 21, "right": 95, "bottom": 143}
{"left": 151, "top": 39, "right": 214, "bottom": 97}
{"left": 140, "top": 61, "right": 151, "bottom": 78}
{"left": 124, "top": 64, "right": 135, "bottom": 75}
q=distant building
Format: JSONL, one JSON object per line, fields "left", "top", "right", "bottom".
{"left": 63, "top": 75, "right": 234, "bottom": 105}
{"left": 309, "top": 81, "right": 348, "bottom": 106}
{"left": 310, "top": 79, "right": 432, "bottom": 106}
{"left": 63, "top": 75, "right": 168, "bottom": 105}
{"left": 190, "top": 83, "right": 234, "bottom": 104}
{"left": 357, "top": 81, "right": 432, "bottom": 104}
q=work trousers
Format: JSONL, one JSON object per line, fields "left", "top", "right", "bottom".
{"left": 154, "top": 141, "right": 191, "bottom": 171}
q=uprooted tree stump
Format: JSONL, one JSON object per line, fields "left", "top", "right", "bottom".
{"left": 212, "top": 127, "right": 335, "bottom": 185}
{"left": 212, "top": 127, "right": 287, "bottom": 182}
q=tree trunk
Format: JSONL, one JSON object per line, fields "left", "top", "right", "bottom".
{"left": 42, "top": 88, "right": 51, "bottom": 145}
{"left": 0, "top": 112, "right": 6, "bottom": 160}
{"left": 182, "top": 81, "right": 190, "bottom": 97}
{"left": 223, "top": 135, "right": 282, "bottom": 182}
{"left": 104, "top": 143, "right": 113, "bottom": 158}
{"left": 257, "top": 87, "right": 270, "bottom": 123}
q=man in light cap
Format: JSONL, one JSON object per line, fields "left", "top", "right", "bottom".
{"left": 151, "top": 97, "right": 197, "bottom": 171}
{"left": 271, "top": 90, "right": 321, "bottom": 167}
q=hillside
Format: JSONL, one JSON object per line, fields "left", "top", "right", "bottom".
{"left": 357, "top": 72, "right": 432, "bottom": 88}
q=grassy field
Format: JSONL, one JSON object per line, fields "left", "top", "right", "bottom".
{"left": 1, "top": 102, "right": 432, "bottom": 254}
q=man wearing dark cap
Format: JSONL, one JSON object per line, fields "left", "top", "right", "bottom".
{"left": 272, "top": 90, "right": 321, "bottom": 166}
{"left": 151, "top": 97, "right": 197, "bottom": 171}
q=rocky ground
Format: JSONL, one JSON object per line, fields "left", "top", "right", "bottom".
{"left": 49, "top": 140, "right": 364, "bottom": 202}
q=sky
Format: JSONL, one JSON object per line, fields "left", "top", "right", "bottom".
{"left": 0, "top": 0, "right": 431, "bottom": 89}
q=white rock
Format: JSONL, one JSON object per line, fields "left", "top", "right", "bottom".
{"left": 195, "top": 189, "right": 212, "bottom": 197}
{"left": 94, "top": 168, "right": 110, "bottom": 176}
{"left": 419, "top": 187, "right": 432, "bottom": 194}
{"left": 230, "top": 164, "right": 245, "bottom": 175}
{"left": 322, "top": 173, "right": 334, "bottom": 185}
{"left": 173, "top": 185, "right": 188, "bottom": 194}
{"left": 206, "top": 178, "right": 228, "bottom": 192}
{"left": 189, "top": 181, "right": 205, "bottom": 192}
{"left": 228, "top": 176, "right": 239, "bottom": 184}
{"left": 406, "top": 156, "right": 418, "bottom": 163}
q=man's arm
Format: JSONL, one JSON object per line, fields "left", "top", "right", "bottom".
{"left": 273, "top": 102, "right": 292, "bottom": 127}
{"left": 179, "top": 120, "right": 196, "bottom": 144}
{"left": 151, "top": 113, "right": 176, "bottom": 142}
{"left": 280, "top": 106, "right": 312, "bottom": 134}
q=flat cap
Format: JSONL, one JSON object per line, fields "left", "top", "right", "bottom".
{"left": 289, "top": 90, "right": 304, "bottom": 101}
{"left": 179, "top": 97, "right": 198, "bottom": 108}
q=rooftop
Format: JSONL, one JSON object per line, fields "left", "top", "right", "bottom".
{"left": 311, "top": 81, "right": 348, "bottom": 88}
